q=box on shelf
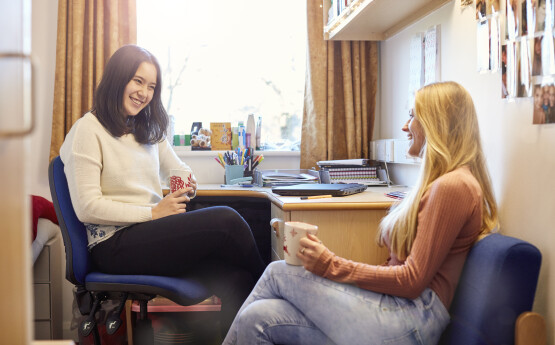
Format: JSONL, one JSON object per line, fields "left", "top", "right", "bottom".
{"left": 210, "top": 122, "right": 232, "bottom": 151}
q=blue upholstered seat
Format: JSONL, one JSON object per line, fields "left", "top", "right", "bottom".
{"left": 439, "top": 233, "right": 542, "bottom": 345}
{"left": 49, "top": 156, "right": 212, "bottom": 344}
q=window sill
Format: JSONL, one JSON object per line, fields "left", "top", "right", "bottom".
{"left": 173, "top": 147, "right": 301, "bottom": 183}
{"left": 173, "top": 146, "right": 300, "bottom": 158}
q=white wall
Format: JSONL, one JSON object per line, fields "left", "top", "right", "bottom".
{"left": 30, "top": 0, "right": 57, "bottom": 200}
{"left": 380, "top": 1, "right": 555, "bottom": 343}
{"left": 30, "top": 0, "right": 78, "bottom": 341}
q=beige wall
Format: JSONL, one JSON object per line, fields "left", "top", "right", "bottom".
{"left": 379, "top": 1, "right": 555, "bottom": 343}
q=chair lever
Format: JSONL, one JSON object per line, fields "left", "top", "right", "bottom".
{"left": 79, "top": 297, "right": 102, "bottom": 337}
{"left": 106, "top": 292, "right": 128, "bottom": 335}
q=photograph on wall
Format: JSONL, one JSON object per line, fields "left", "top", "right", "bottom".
{"left": 537, "top": 0, "right": 547, "bottom": 32}
{"left": 533, "top": 84, "right": 547, "bottom": 123}
{"left": 506, "top": 0, "right": 519, "bottom": 40}
{"left": 506, "top": 41, "right": 521, "bottom": 98}
{"left": 525, "top": 0, "right": 538, "bottom": 37}
{"left": 478, "top": 20, "right": 491, "bottom": 72}
{"left": 491, "top": 15, "right": 501, "bottom": 71}
{"left": 532, "top": 36, "right": 543, "bottom": 75}
{"left": 519, "top": 36, "right": 533, "bottom": 96}
{"left": 521, "top": 0, "right": 530, "bottom": 36}
{"left": 486, "top": 0, "right": 501, "bottom": 15}
{"left": 545, "top": 0, "right": 554, "bottom": 30}
{"left": 541, "top": 30, "right": 555, "bottom": 74}
{"left": 532, "top": 83, "right": 555, "bottom": 123}
{"left": 502, "top": 44, "right": 509, "bottom": 97}
{"left": 477, "top": 0, "right": 487, "bottom": 20}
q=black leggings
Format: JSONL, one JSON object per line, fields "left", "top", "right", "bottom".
{"left": 90, "top": 206, "right": 266, "bottom": 334}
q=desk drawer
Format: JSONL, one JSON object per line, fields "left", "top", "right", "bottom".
{"left": 33, "top": 245, "right": 51, "bottom": 282}
{"left": 289, "top": 209, "right": 389, "bottom": 265}
{"left": 34, "top": 320, "right": 52, "bottom": 339}
{"left": 34, "top": 283, "right": 51, "bottom": 320}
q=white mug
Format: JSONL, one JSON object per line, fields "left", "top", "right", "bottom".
{"left": 283, "top": 222, "right": 318, "bottom": 265}
{"left": 169, "top": 168, "right": 193, "bottom": 193}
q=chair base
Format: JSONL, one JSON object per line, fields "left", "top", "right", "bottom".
{"left": 126, "top": 297, "right": 222, "bottom": 345}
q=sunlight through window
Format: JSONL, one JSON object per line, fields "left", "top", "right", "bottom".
{"left": 137, "top": 0, "right": 307, "bottom": 150}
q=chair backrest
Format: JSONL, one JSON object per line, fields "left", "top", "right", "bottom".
{"left": 49, "top": 156, "right": 91, "bottom": 286}
{"left": 439, "top": 233, "right": 542, "bottom": 345}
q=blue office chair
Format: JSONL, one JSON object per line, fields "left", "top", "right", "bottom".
{"left": 439, "top": 233, "right": 542, "bottom": 345}
{"left": 49, "top": 156, "right": 213, "bottom": 345}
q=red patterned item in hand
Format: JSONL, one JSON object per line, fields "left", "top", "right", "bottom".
{"left": 169, "top": 174, "right": 192, "bottom": 193}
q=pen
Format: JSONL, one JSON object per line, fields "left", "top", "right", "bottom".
{"left": 214, "top": 157, "right": 225, "bottom": 168}
{"left": 218, "top": 153, "right": 226, "bottom": 166}
{"left": 300, "top": 195, "right": 333, "bottom": 200}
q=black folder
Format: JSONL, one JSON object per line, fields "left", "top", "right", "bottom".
{"left": 271, "top": 183, "right": 367, "bottom": 197}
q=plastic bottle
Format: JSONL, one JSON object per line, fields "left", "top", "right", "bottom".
{"left": 231, "top": 127, "right": 239, "bottom": 150}
{"left": 238, "top": 121, "right": 246, "bottom": 149}
{"left": 246, "top": 114, "right": 256, "bottom": 149}
{"left": 255, "top": 116, "right": 262, "bottom": 150}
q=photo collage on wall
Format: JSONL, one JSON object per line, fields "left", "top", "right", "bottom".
{"left": 476, "top": 0, "right": 555, "bottom": 124}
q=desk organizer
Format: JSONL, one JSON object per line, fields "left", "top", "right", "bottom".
{"left": 224, "top": 165, "right": 245, "bottom": 184}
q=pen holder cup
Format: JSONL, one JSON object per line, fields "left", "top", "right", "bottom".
{"left": 224, "top": 165, "right": 245, "bottom": 185}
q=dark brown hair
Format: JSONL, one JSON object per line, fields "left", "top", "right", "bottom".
{"left": 91, "top": 45, "right": 168, "bottom": 144}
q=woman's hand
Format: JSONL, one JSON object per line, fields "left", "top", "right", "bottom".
{"left": 297, "top": 233, "right": 327, "bottom": 271}
{"left": 188, "top": 174, "right": 198, "bottom": 198}
{"left": 151, "top": 188, "right": 192, "bottom": 220}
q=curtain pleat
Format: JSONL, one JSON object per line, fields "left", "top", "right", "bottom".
{"left": 300, "top": 0, "right": 378, "bottom": 169}
{"left": 50, "top": 0, "right": 136, "bottom": 161}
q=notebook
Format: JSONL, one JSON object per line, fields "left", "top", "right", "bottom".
{"left": 271, "top": 183, "right": 367, "bottom": 197}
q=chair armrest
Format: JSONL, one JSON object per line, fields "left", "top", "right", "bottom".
{"left": 515, "top": 311, "right": 546, "bottom": 345}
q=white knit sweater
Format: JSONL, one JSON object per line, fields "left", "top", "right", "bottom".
{"left": 60, "top": 112, "right": 192, "bottom": 246}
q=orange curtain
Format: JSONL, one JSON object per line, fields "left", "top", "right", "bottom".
{"left": 300, "top": 0, "right": 378, "bottom": 169}
{"left": 49, "top": 0, "right": 136, "bottom": 161}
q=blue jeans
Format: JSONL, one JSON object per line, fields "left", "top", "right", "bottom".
{"left": 223, "top": 261, "right": 450, "bottom": 345}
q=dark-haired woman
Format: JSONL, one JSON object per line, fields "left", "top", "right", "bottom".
{"left": 60, "top": 45, "right": 265, "bottom": 334}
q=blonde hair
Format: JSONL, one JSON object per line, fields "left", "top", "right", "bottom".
{"left": 378, "top": 81, "right": 498, "bottom": 260}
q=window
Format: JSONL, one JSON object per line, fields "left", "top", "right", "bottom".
{"left": 137, "top": 0, "right": 307, "bottom": 150}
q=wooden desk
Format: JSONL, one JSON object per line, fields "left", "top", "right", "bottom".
{"left": 196, "top": 185, "right": 406, "bottom": 265}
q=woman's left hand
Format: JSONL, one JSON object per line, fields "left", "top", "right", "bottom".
{"left": 188, "top": 174, "right": 198, "bottom": 198}
{"left": 297, "top": 233, "right": 327, "bottom": 270}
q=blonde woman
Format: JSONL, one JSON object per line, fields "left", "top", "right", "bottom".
{"left": 223, "top": 81, "right": 498, "bottom": 345}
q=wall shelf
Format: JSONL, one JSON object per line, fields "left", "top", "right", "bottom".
{"left": 323, "top": 0, "right": 451, "bottom": 41}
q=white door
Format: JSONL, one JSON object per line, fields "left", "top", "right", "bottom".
{"left": 0, "top": 0, "right": 34, "bottom": 344}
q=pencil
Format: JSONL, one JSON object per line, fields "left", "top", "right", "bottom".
{"left": 214, "top": 157, "right": 225, "bottom": 168}
{"left": 241, "top": 149, "right": 246, "bottom": 165}
{"left": 218, "top": 153, "right": 226, "bottom": 166}
{"left": 300, "top": 195, "right": 333, "bottom": 200}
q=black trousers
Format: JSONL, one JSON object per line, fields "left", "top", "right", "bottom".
{"left": 90, "top": 206, "right": 266, "bottom": 335}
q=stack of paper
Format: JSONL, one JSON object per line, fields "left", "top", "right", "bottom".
{"left": 254, "top": 170, "right": 319, "bottom": 187}
{"left": 317, "top": 159, "right": 369, "bottom": 166}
